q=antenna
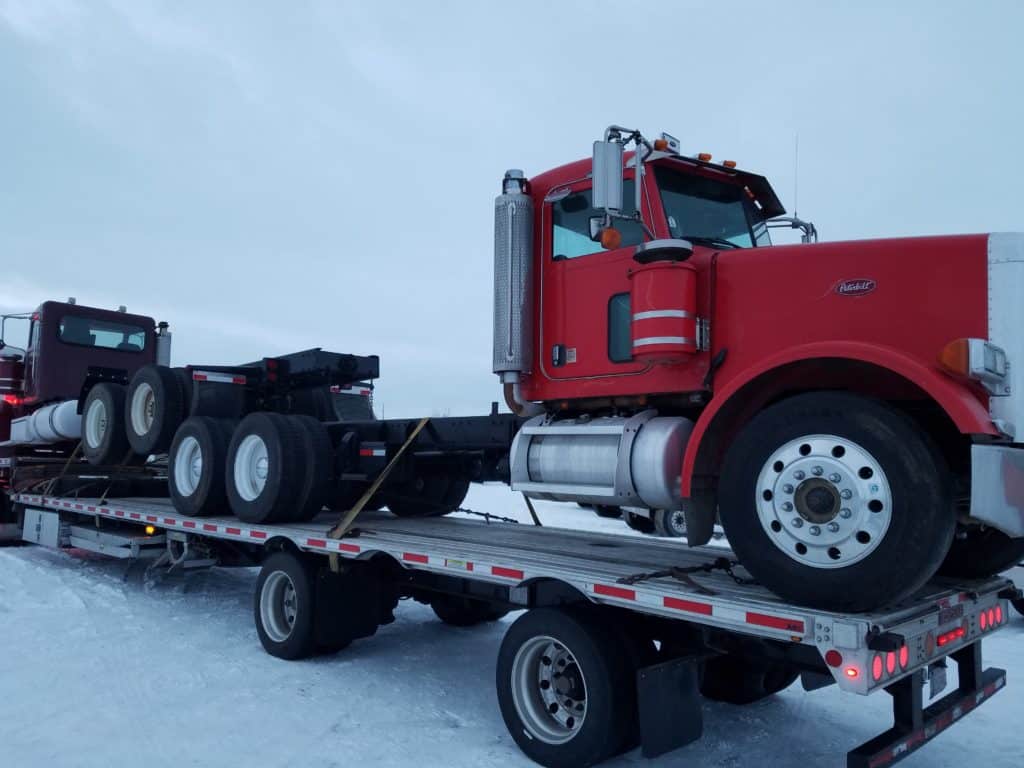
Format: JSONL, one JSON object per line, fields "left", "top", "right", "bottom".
{"left": 793, "top": 133, "right": 799, "bottom": 218}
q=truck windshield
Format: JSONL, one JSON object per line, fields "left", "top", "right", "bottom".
{"left": 58, "top": 315, "right": 147, "bottom": 352}
{"left": 654, "top": 166, "right": 765, "bottom": 248}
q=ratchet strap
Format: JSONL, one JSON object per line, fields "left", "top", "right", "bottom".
{"left": 327, "top": 416, "right": 430, "bottom": 572}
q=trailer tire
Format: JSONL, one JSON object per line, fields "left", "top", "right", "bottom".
{"left": 431, "top": 594, "right": 508, "bottom": 626}
{"left": 718, "top": 392, "right": 955, "bottom": 611}
{"left": 938, "top": 526, "right": 1024, "bottom": 579}
{"left": 125, "top": 364, "right": 185, "bottom": 455}
{"left": 82, "top": 383, "right": 132, "bottom": 466}
{"left": 168, "top": 417, "right": 235, "bottom": 517}
{"left": 652, "top": 509, "right": 687, "bottom": 537}
{"left": 227, "top": 412, "right": 305, "bottom": 523}
{"left": 496, "top": 608, "right": 633, "bottom": 768}
{"left": 291, "top": 415, "right": 332, "bottom": 522}
{"left": 255, "top": 551, "right": 317, "bottom": 660}
{"left": 699, "top": 653, "right": 799, "bottom": 705}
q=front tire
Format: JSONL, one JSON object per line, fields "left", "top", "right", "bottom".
{"left": 718, "top": 393, "right": 955, "bottom": 611}
{"left": 653, "top": 509, "right": 687, "bottom": 538}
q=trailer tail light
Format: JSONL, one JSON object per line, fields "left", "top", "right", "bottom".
{"left": 844, "top": 666, "right": 859, "bottom": 680}
{"left": 995, "top": 605, "right": 1003, "bottom": 624}
{"left": 872, "top": 655, "right": 884, "bottom": 681}
{"left": 981, "top": 610, "right": 988, "bottom": 630}
{"left": 899, "top": 645, "right": 909, "bottom": 670}
{"left": 936, "top": 626, "right": 966, "bottom": 648}
{"left": 886, "top": 652, "right": 897, "bottom": 675}
{"left": 2, "top": 394, "right": 20, "bottom": 405}
{"left": 824, "top": 650, "right": 842, "bottom": 667}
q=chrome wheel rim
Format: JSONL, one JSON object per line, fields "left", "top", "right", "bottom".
{"left": 173, "top": 436, "right": 203, "bottom": 497}
{"left": 84, "top": 398, "right": 107, "bottom": 448}
{"left": 510, "top": 635, "right": 587, "bottom": 745}
{"left": 260, "top": 571, "right": 297, "bottom": 642}
{"left": 129, "top": 382, "right": 155, "bottom": 437}
{"left": 234, "top": 434, "right": 269, "bottom": 502}
{"left": 665, "top": 509, "right": 687, "bottom": 537}
{"left": 755, "top": 434, "right": 892, "bottom": 569}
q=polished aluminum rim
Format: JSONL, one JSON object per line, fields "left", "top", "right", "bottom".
{"left": 173, "top": 436, "right": 202, "bottom": 497}
{"left": 260, "top": 571, "right": 297, "bottom": 642}
{"left": 755, "top": 434, "right": 892, "bottom": 569}
{"left": 234, "top": 434, "right": 269, "bottom": 502}
{"left": 510, "top": 635, "right": 587, "bottom": 745}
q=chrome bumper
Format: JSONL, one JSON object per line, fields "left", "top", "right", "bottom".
{"left": 970, "top": 444, "right": 1024, "bottom": 537}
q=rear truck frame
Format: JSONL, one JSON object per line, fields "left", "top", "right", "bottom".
{"left": 5, "top": 491, "right": 1017, "bottom": 768}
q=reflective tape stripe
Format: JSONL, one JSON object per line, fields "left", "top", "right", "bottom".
{"left": 192, "top": 371, "right": 247, "bottom": 385}
{"left": 632, "top": 336, "right": 695, "bottom": 347}
{"left": 632, "top": 309, "right": 693, "bottom": 321}
{"left": 331, "top": 385, "right": 372, "bottom": 396}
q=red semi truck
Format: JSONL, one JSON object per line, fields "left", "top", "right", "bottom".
{"left": 1, "top": 125, "right": 1021, "bottom": 767}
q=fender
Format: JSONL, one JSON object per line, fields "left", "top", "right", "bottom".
{"left": 680, "top": 340, "right": 996, "bottom": 497}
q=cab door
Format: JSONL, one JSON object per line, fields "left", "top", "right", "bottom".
{"left": 538, "top": 175, "right": 657, "bottom": 385}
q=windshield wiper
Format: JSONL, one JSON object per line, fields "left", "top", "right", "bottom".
{"left": 680, "top": 235, "right": 742, "bottom": 250}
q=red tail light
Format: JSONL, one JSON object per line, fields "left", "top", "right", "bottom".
{"left": 2, "top": 394, "right": 20, "bottom": 405}
{"left": 898, "top": 645, "right": 909, "bottom": 669}
{"left": 981, "top": 611, "right": 988, "bottom": 630}
{"left": 995, "top": 605, "right": 1003, "bottom": 624}
{"left": 886, "top": 652, "right": 897, "bottom": 675}
{"left": 872, "top": 655, "right": 884, "bottom": 681}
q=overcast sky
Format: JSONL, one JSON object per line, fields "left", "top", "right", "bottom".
{"left": 1, "top": 1, "right": 1022, "bottom": 417}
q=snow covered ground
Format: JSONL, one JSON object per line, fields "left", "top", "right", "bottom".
{"left": 1, "top": 483, "right": 1021, "bottom": 768}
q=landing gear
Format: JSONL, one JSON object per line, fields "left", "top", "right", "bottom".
{"left": 718, "top": 393, "right": 955, "bottom": 611}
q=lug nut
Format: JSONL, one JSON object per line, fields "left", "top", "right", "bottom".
{"left": 812, "top": 466, "right": 824, "bottom": 476}
{"left": 828, "top": 522, "right": 840, "bottom": 532}
{"left": 810, "top": 525, "right": 821, "bottom": 536}
{"left": 781, "top": 502, "right": 793, "bottom": 512}
{"left": 840, "top": 508, "right": 852, "bottom": 518}
{"left": 792, "top": 518, "right": 804, "bottom": 528}
{"left": 793, "top": 470, "right": 806, "bottom": 480}
{"left": 829, "top": 473, "right": 841, "bottom": 483}
{"left": 840, "top": 489, "right": 853, "bottom": 500}
{"left": 783, "top": 484, "right": 794, "bottom": 494}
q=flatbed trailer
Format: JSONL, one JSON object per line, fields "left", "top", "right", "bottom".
{"left": 7, "top": 490, "right": 1017, "bottom": 768}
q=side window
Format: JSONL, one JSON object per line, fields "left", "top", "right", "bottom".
{"left": 608, "top": 293, "right": 632, "bottom": 363}
{"left": 551, "top": 182, "right": 642, "bottom": 260}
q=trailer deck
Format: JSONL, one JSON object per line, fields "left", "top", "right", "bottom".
{"left": 12, "top": 491, "right": 1013, "bottom": 700}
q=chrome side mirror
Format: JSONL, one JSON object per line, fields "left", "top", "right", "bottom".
{"left": 588, "top": 216, "right": 605, "bottom": 242}
{"left": 592, "top": 140, "right": 623, "bottom": 214}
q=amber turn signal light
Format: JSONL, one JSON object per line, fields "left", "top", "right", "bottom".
{"left": 600, "top": 227, "right": 623, "bottom": 250}
{"left": 938, "top": 339, "right": 971, "bottom": 377}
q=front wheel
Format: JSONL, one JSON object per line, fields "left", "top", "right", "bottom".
{"left": 718, "top": 393, "right": 955, "bottom": 612}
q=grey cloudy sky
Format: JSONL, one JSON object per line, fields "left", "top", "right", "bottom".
{"left": 1, "top": 1, "right": 1022, "bottom": 417}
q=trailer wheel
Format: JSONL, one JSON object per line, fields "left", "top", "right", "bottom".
{"left": 227, "top": 412, "right": 305, "bottom": 523}
{"left": 496, "top": 608, "right": 632, "bottom": 768}
{"left": 718, "top": 392, "right": 955, "bottom": 611}
{"left": 699, "top": 653, "right": 800, "bottom": 705}
{"left": 291, "top": 415, "right": 332, "bottom": 522}
{"left": 653, "top": 509, "right": 687, "bottom": 537}
{"left": 82, "top": 383, "right": 132, "bottom": 466}
{"left": 125, "top": 364, "right": 185, "bottom": 455}
{"left": 168, "top": 417, "right": 235, "bottom": 517}
{"left": 938, "top": 526, "right": 1024, "bottom": 579}
{"left": 255, "top": 551, "right": 317, "bottom": 659}
{"left": 431, "top": 594, "right": 508, "bottom": 626}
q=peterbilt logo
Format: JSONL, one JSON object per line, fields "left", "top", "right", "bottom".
{"left": 835, "top": 279, "right": 876, "bottom": 297}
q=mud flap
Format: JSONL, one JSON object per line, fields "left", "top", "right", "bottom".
{"left": 636, "top": 654, "right": 704, "bottom": 758}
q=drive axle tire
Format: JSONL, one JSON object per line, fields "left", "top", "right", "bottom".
{"left": 387, "top": 474, "right": 453, "bottom": 517}
{"left": 126, "top": 364, "right": 185, "bottom": 455}
{"left": 718, "top": 392, "right": 955, "bottom": 612}
{"left": 496, "top": 608, "right": 634, "bottom": 768}
{"left": 82, "top": 383, "right": 132, "bottom": 466}
{"left": 227, "top": 412, "right": 306, "bottom": 524}
{"left": 624, "top": 511, "right": 656, "bottom": 534}
{"left": 291, "top": 415, "right": 333, "bottom": 522}
{"left": 431, "top": 594, "right": 508, "bottom": 626}
{"left": 938, "top": 526, "right": 1024, "bottom": 579}
{"left": 700, "top": 653, "right": 799, "bottom": 705}
{"left": 168, "top": 417, "right": 235, "bottom": 517}
{"left": 255, "top": 551, "right": 316, "bottom": 660}
{"left": 593, "top": 505, "right": 622, "bottom": 519}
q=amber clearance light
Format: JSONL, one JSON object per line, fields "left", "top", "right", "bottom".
{"left": 938, "top": 338, "right": 1009, "bottom": 394}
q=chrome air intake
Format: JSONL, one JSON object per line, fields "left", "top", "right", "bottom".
{"left": 493, "top": 170, "right": 534, "bottom": 382}
{"left": 510, "top": 411, "right": 694, "bottom": 510}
